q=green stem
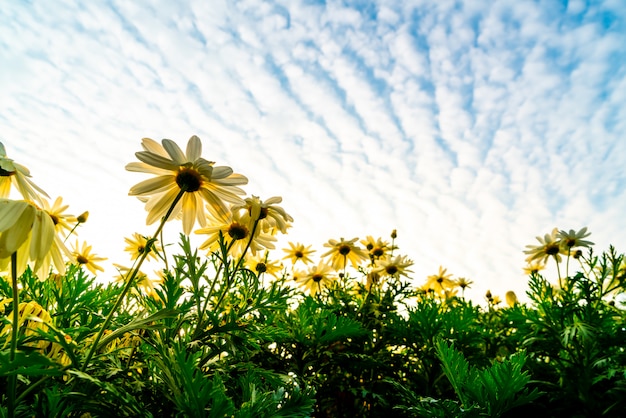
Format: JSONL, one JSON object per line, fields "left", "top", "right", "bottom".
{"left": 80, "top": 188, "right": 186, "bottom": 373}
{"left": 8, "top": 252, "right": 18, "bottom": 418}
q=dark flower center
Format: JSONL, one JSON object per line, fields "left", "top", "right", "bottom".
{"left": 545, "top": 243, "right": 560, "bottom": 255}
{"left": 338, "top": 245, "right": 351, "bottom": 255}
{"left": 76, "top": 255, "right": 89, "bottom": 264}
{"left": 0, "top": 167, "right": 15, "bottom": 177}
{"left": 312, "top": 274, "right": 323, "bottom": 283}
{"left": 228, "top": 223, "right": 249, "bottom": 241}
{"left": 138, "top": 245, "right": 145, "bottom": 255}
{"left": 49, "top": 214, "right": 60, "bottom": 225}
{"left": 372, "top": 247, "right": 384, "bottom": 257}
{"left": 256, "top": 263, "right": 267, "bottom": 273}
{"left": 385, "top": 266, "right": 398, "bottom": 275}
{"left": 437, "top": 277, "right": 444, "bottom": 283}
{"left": 176, "top": 167, "right": 202, "bottom": 192}
{"left": 564, "top": 238, "right": 576, "bottom": 248}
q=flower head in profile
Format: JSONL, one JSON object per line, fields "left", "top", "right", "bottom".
{"left": 195, "top": 207, "right": 276, "bottom": 258}
{"left": 372, "top": 255, "right": 414, "bottom": 278}
{"left": 523, "top": 261, "right": 545, "bottom": 275}
{"left": 72, "top": 241, "right": 107, "bottom": 275}
{"left": 232, "top": 195, "right": 293, "bottom": 234}
{"left": 456, "top": 277, "right": 473, "bottom": 291}
{"left": 423, "top": 266, "right": 456, "bottom": 295}
{"left": 126, "top": 136, "right": 248, "bottom": 235}
{"left": 113, "top": 264, "right": 162, "bottom": 299}
{"left": 557, "top": 227, "right": 593, "bottom": 252}
{"left": 0, "top": 142, "right": 49, "bottom": 204}
{"left": 282, "top": 242, "right": 316, "bottom": 266}
{"left": 296, "top": 261, "right": 336, "bottom": 295}
{"left": 524, "top": 228, "right": 565, "bottom": 264}
{"left": 0, "top": 199, "right": 69, "bottom": 277}
{"left": 124, "top": 233, "right": 160, "bottom": 261}
{"left": 322, "top": 237, "right": 368, "bottom": 271}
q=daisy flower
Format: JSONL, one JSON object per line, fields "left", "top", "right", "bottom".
{"left": 126, "top": 136, "right": 248, "bottom": 235}
{"left": 322, "top": 237, "right": 368, "bottom": 271}
{"left": 0, "top": 142, "right": 49, "bottom": 203}
{"left": 72, "top": 241, "right": 107, "bottom": 275}
{"left": 282, "top": 242, "right": 316, "bottom": 265}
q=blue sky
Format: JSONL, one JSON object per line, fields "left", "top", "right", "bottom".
{"left": 2, "top": 0, "right": 625, "bottom": 302}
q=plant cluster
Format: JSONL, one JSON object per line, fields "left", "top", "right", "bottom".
{"left": 1, "top": 138, "right": 625, "bottom": 417}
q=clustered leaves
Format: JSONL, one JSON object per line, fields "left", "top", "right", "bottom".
{"left": 1, "top": 138, "right": 626, "bottom": 417}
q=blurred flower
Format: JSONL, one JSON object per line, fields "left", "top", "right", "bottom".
{"left": 0, "top": 142, "right": 49, "bottom": 203}
{"left": 196, "top": 208, "right": 276, "bottom": 257}
{"left": 557, "top": 227, "right": 594, "bottom": 252}
{"left": 297, "top": 261, "right": 336, "bottom": 296}
{"left": 505, "top": 290, "right": 519, "bottom": 307}
{"left": 72, "top": 241, "right": 106, "bottom": 275}
{"left": 423, "top": 266, "right": 456, "bottom": 294}
{"left": 360, "top": 236, "right": 393, "bottom": 261}
{"left": 456, "top": 277, "right": 473, "bottom": 291}
{"left": 372, "top": 255, "right": 414, "bottom": 278}
{"left": 524, "top": 228, "right": 565, "bottom": 264}
{"left": 114, "top": 264, "right": 162, "bottom": 298}
{"left": 282, "top": 242, "right": 316, "bottom": 265}
{"left": 124, "top": 233, "right": 160, "bottom": 261}
{"left": 126, "top": 136, "right": 248, "bottom": 235}
{"left": 523, "top": 261, "right": 545, "bottom": 275}
{"left": 233, "top": 195, "right": 293, "bottom": 234}
{"left": 0, "top": 300, "right": 52, "bottom": 350}
{"left": 245, "top": 252, "right": 284, "bottom": 279}
{"left": 322, "top": 237, "right": 368, "bottom": 271}
{"left": 77, "top": 211, "right": 89, "bottom": 224}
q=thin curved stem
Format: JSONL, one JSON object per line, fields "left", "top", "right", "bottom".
{"left": 8, "top": 252, "right": 18, "bottom": 418}
{"left": 80, "top": 188, "right": 186, "bottom": 373}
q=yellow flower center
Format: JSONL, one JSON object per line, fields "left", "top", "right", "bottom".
{"left": 228, "top": 223, "right": 249, "bottom": 241}
{"left": 176, "top": 167, "right": 203, "bottom": 192}
{"left": 76, "top": 255, "right": 89, "bottom": 264}
{"left": 338, "top": 245, "right": 351, "bottom": 255}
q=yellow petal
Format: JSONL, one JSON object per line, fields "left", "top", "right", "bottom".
{"left": 135, "top": 151, "right": 179, "bottom": 171}
{"left": 186, "top": 135, "right": 202, "bottom": 161}
{"left": 161, "top": 139, "right": 187, "bottom": 165}
{"left": 129, "top": 175, "right": 176, "bottom": 196}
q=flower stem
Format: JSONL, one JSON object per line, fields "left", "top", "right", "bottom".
{"left": 8, "top": 252, "right": 18, "bottom": 418}
{"left": 80, "top": 188, "right": 186, "bottom": 373}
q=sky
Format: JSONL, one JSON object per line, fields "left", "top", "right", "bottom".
{"left": 2, "top": 0, "right": 625, "bottom": 303}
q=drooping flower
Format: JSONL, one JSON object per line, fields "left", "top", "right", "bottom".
{"left": 232, "top": 195, "right": 293, "bottom": 234}
{"left": 322, "top": 237, "right": 368, "bottom": 271}
{"left": 557, "top": 227, "right": 594, "bottom": 252}
{"left": 0, "top": 199, "right": 68, "bottom": 277}
{"left": 372, "top": 255, "right": 414, "bottom": 278}
{"left": 124, "top": 233, "right": 160, "bottom": 261}
{"left": 126, "top": 136, "right": 248, "bottom": 235}
{"left": 282, "top": 242, "right": 316, "bottom": 266}
{"left": 524, "top": 228, "right": 565, "bottom": 264}
{"left": 296, "top": 261, "right": 336, "bottom": 295}
{"left": 423, "top": 266, "right": 456, "bottom": 295}
{"left": 0, "top": 142, "right": 49, "bottom": 204}
{"left": 72, "top": 241, "right": 107, "bottom": 275}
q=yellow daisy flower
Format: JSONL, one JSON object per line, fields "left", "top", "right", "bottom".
{"left": 360, "top": 235, "right": 393, "bottom": 261}
{"left": 40, "top": 196, "right": 77, "bottom": 236}
{"left": 372, "top": 255, "right": 414, "bottom": 278}
{"left": 297, "top": 261, "right": 336, "bottom": 296}
{"left": 244, "top": 252, "right": 284, "bottom": 279}
{"left": 232, "top": 195, "right": 293, "bottom": 234}
{"left": 523, "top": 261, "right": 545, "bottom": 275}
{"left": 124, "top": 232, "right": 160, "bottom": 261}
{"left": 113, "top": 264, "right": 162, "bottom": 298}
{"left": 72, "top": 241, "right": 106, "bottom": 275}
{"left": 195, "top": 208, "right": 276, "bottom": 258}
{"left": 126, "top": 136, "right": 248, "bottom": 235}
{"left": 557, "top": 227, "right": 594, "bottom": 252}
{"left": 0, "top": 142, "right": 49, "bottom": 203}
{"left": 423, "top": 266, "right": 456, "bottom": 295}
{"left": 524, "top": 228, "right": 566, "bottom": 264}
{"left": 282, "top": 242, "right": 316, "bottom": 265}
{"left": 456, "top": 277, "right": 473, "bottom": 291}
{"left": 322, "top": 237, "right": 368, "bottom": 271}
